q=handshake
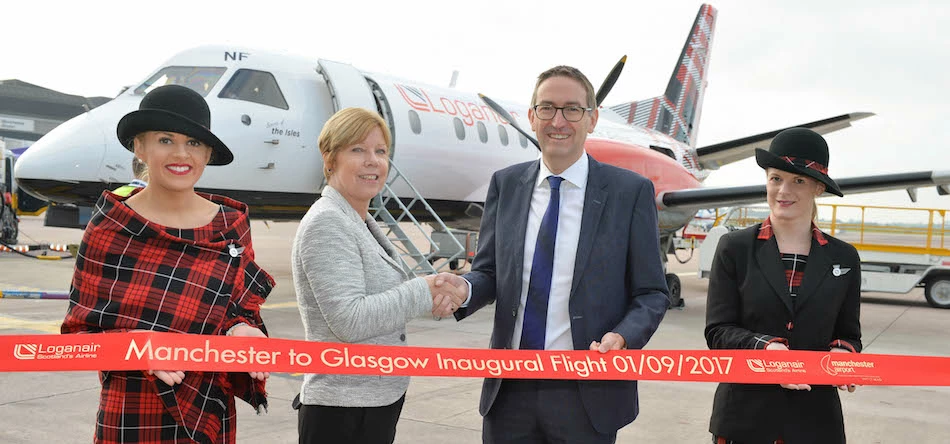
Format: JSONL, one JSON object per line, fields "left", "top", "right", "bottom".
{"left": 423, "top": 272, "right": 469, "bottom": 318}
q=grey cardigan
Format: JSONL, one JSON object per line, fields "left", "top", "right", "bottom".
{"left": 292, "top": 185, "right": 431, "bottom": 407}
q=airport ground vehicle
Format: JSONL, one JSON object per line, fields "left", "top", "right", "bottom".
{"left": 1, "top": 144, "right": 49, "bottom": 245}
{"left": 1, "top": 145, "right": 20, "bottom": 244}
{"left": 698, "top": 204, "right": 950, "bottom": 309}
{"left": 429, "top": 229, "right": 477, "bottom": 271}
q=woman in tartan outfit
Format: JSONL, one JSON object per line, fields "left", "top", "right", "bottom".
{"left": 62, "top": 85, "right": 274, "bottom": 444}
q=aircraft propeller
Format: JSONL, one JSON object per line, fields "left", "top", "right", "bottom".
{"left": 596, "top": 55, "right": 627, "bottom": 107}
{"left": 478, "top": 93, "right": 540, "bottom": 151}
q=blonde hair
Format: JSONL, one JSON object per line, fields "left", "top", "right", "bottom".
{"left": 319, "top": 108, "right": 391, "bottom": 180}
{"left": 131, "top": 155, "right": 149, "bottom": 182}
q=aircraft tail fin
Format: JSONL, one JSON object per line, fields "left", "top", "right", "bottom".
{"left": 608, "top": 4, "right": 717, "bottom": 147}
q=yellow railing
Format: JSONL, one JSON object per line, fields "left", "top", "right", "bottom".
{"left": 817, "top": 203, "right": 949, "bottom": 256}
{"left": 714, "top": 203, "right": 950, "bottom": 257}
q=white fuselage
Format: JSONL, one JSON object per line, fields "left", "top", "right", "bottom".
{"left": 14, "top": 46, "right": 705, "bottom": 232}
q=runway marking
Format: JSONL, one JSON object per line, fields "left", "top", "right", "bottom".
{"left": 262, "top": 301, "right": 298, "bottom": 310}
{"left": 0, "top": 315, "right": 61, "bottom": 334}
{"left": 676, "top": 272, "right": 696, "bottom": 277}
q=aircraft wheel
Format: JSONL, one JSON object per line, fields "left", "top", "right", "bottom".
{"left": 0, "top": 204, "right": 17, "bottom": 245}
{"left": 924, "top": 276, "right": 950, "bottom": 309}
{"left": 666, "top": 273, "right": 684, "bottom": 309}
{"left": 448, "top": 259, "right": 459, "bottom": 271}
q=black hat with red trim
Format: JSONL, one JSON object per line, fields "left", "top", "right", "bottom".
{"left": 755, "top": 127, "right": 842, "bottom": 197}
{"left": 116, "top": 85, "right": 233, "bottom": 166}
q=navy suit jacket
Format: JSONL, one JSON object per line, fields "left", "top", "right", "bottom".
{"left": 455, "top": 156, "right": 669, "bottom": 433}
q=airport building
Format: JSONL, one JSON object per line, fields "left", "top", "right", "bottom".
{"left": 0, "top": 79, "right": 111, "bottom": 149}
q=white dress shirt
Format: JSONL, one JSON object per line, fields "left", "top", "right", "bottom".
{"left": 510, "top": 153, "right": 587, "bottom": 350}
{"left": 460, "top": 154, "right": 588, "bottom": 350}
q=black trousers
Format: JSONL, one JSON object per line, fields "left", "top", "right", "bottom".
{"left": 483, "top": 379, "right": 617, "bottom": 444}
{"left": 298, "top": 394, "right": 406, "bottom": 444}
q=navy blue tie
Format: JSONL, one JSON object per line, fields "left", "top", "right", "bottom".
{"left": 520, "top": 175, "right": 563, "bottom": 350}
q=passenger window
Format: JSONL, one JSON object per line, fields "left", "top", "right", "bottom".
{"left": 134, "top": 66, "right": 227, "bottom": 96}
{"left": 497, "top": 125, "right": 509, "bottom": 146}
{"left": 408, "top": 110, "right": 422, "bottom": 134}
{"left": 453, "top": 117, "right": 466, "bottom": 140}
{"left": 477, "top": 121, "right": 488, "bottom": 143}
{"left": 519, "top": 132, "right": 528, "bottom": 148}
{"left": 218, "top": 69, "right": 289, "bottom": 110}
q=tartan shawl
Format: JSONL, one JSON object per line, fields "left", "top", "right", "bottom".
{"left": 62, "top": 190, "right": 274, "bottom": 443}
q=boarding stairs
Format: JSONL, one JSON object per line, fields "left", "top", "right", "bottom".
{"left": 368, "top": 161, "right": 466, "bottom": 276}
{"left": 316, "top": 160, "right": 465, "bottom": 277}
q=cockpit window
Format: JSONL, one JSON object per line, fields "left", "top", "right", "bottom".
{"left": 133, "top": 66, "right": 227, "bottom": 97}
{"left": 217, "top": 69, "right": 289, "bottom": 110}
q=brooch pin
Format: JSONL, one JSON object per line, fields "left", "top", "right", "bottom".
{"left": 832, "top": 264, "right": 851, "bottom": 277}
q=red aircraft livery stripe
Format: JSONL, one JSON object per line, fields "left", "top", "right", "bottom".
{"left": 2, "top": 332, "right": 948, "bottom": 386}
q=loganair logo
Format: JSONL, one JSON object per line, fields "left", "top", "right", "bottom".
{"left": 821, "top": 354, "right": 874, "bottom": 376}
{"left": 13, "top": 344, "right": 37, "bottom": 360}
{"left": 12, "top": 342, "right": 101, "bottom": 360}
{"left": 746, "top": 358, "right": 805, "bottom": 373}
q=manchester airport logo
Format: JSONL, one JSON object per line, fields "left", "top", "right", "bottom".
{"left": 746, "top": 358, "right": 806, "bottom": 373}
{"left": 13, "top": 341, "right": 101, "bottom": 360}
{"left": 821, "top": 354, "right": 875, "bottom": 376}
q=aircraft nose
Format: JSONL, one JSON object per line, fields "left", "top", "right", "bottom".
{"left": 15, "top": 112, "right": 109, "bottom": 204}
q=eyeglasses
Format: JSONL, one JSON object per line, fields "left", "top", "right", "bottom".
{"left": 533, "top": 104, "right": 592, "bottom": 122}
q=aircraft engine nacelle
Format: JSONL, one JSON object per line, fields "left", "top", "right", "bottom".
{"left": 585, "top": 138, "right": 700, "bottom": 198}
{"left": 585, "top": 137, "right": 701, "bottom": 234}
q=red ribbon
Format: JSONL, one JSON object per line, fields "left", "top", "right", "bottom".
{"left": 2, "top": 332, "right": 948, "bottom": 386}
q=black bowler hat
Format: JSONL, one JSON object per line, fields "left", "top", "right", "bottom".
{"left": 755, "top": 127, "right": 842, "bottom": 197}
{"left": 116, "top": 85, "right": 233, "bottom": 166}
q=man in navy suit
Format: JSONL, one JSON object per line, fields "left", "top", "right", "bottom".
{"left": 445, "top": 65, "right": 670, "bottom": 443}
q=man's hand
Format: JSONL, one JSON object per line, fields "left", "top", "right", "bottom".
{"left": 766, "top": 341, "right": 811, "bottom": 391}
{"left": 831, "top": 346, "right": 858, "bottom": 393}
{"left": 590, "top": 332, "right": 626, "bottom": 353}
{"left": 229, "top": 324, "right": 270, "bottom": 381}
{"left": 424, "top": 273, "right": 468, "bottom": 317}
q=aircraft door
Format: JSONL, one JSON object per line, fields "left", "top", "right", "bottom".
{"left": 317, "top": 62, "right": 395, "bottom": 155}
{"left": 316, "top": 59, "right": 379, "bottom": 113}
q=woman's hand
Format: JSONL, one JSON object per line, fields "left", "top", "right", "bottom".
{"left": 229, "top": 324, "right": 270, "bottom": 381}
{"left": 148, "top": 369, "right": 186, "bottom": 386}
{"left": 132, "top": 330, "right": 187, "bottom": 385}
{"left": 765, "top": 341, "right": 811, "bottom": 391}
{"left": 424, "top": 273, "right": 467, "bottom": 317}
{"left": 830, "top": 347, "right": 858, "bottom": 393}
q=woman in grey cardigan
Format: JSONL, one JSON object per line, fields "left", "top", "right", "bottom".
{"left": 292, "top": 107, "right": 464, "bottom": 444}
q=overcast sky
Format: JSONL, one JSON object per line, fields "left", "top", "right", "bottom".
{"left": 3, "top": 0, "right": 948, "bottom": 210}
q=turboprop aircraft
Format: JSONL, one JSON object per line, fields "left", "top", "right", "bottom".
{"left": 14, "top": 4, "right": 950, "bottom": 305}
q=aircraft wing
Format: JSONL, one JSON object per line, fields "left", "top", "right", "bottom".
{"left": 694, "top": 112, "right": 874, "bottom": 170}
{"left": 657, "top": 170, "right": 950, "bottom": 210}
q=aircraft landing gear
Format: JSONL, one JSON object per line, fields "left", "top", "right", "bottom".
{"left": 666, "top": 273, "right": 684, "bottom": 309}
{"left": 660, "top": 234, "right": 685, "bottom": 309}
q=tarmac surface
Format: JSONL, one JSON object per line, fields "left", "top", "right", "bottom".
{"left": 1, "top": 215, "right": 949, "bottom": 443}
